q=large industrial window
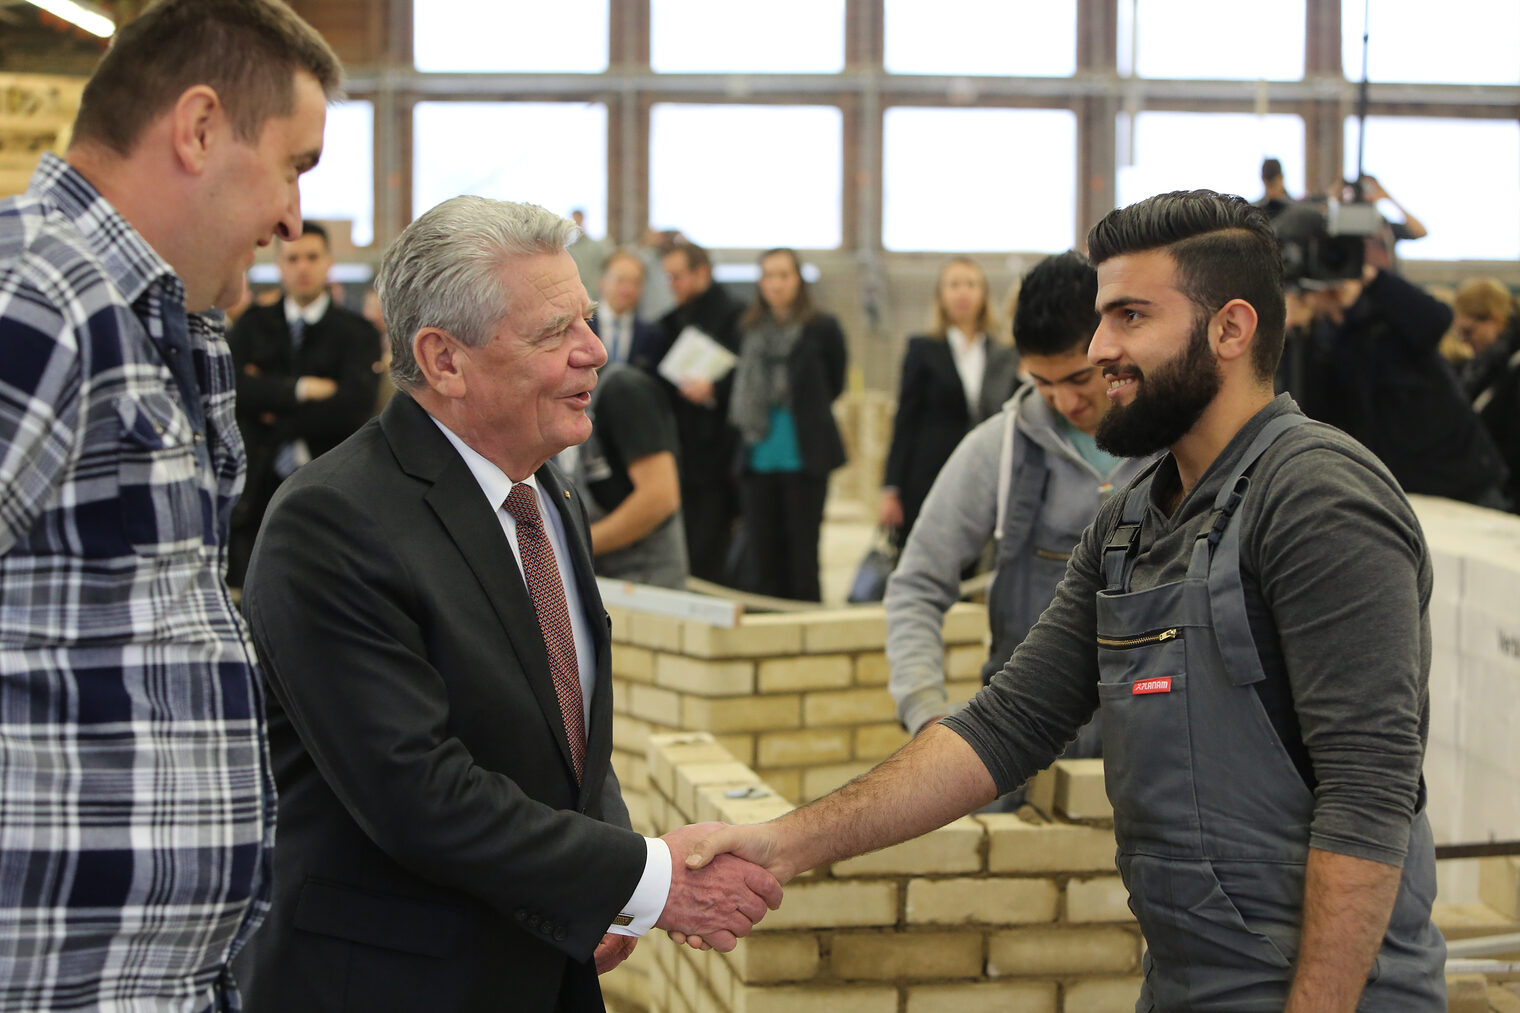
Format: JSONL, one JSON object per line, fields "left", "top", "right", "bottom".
{"left": 648, "top": 104, "right": 843, "bottom": 249}
{"left": 884, "top": 0, "right": 1077, "bottom": 77}
{"left": 413, "top": 0, "right": 609, "bottom": 73}
{"left": 1342, "top": 0, "right": 1520, "bottom": 84}
{"left": 1117, "top": 111, "right": 1306, "bottom": 211}
{"left": 412, "top": 103, "right": 610, "bottom": 238}
{"left": 881, "top": 106, "right": 1078, "bottom": 252}
{"left": 1344, "top": 116, "right": 1520, "bottom": 261}
{"left": 299, "top": 100, "right": 374, "bottom": 248}
{"left": 1121, "top": 0, "right": 1305, "bottom": 80}
{"left": 650, "top": 0, "right": 845, "bottom": 74}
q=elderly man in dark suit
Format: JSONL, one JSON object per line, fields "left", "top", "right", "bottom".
{"left": 227, "top": 220, "right": 380, "bottom": 586}
{"left": 237, "top": 196, "right": 781, "bottom": 1013}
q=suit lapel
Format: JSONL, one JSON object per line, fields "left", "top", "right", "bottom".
{"left": 381, "top": 395, "right": 583, "bottom": 783}
{"left": 928, "top": 339, "right": 971, "bottom": 420}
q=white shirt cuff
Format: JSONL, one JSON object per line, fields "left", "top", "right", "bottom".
{"left": 607, "top": 837, "right": 672, "bottom": 937}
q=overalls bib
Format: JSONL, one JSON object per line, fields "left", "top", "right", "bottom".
{"left": 1097, "top": 413, "right": 1445, "bottom": 1012}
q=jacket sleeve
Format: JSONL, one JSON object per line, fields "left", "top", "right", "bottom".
{"left": 883, "top": 340, "right": 926, "bottom": 490}
{"left": 816, "top": 315, "right": 848, "bottom": 400}
{"left": 279, "top": 317, "right": 381, "bottom": 447}
{"left": 228, "top": 311, "right": 301, "bottom": 414}
{"left": 884, "top": 412, "right": 1006, "bottom": 733}
{"left": 1358, "top": 269, "right": 1453, "bottom": 358}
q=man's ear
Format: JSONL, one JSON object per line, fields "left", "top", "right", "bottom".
{"left": 1214, "top": 298, "right": 1259, "bottom": 367}
{"left": 414, "top": 328, "right": 468, "bottom": 399}
{"left": 169, "top": 85, "right": 224, "bottom": 175}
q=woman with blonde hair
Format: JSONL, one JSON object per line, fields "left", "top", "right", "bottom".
{"left": 1455, "top": 277, "right": 1520, "bottom": 511}
{"left": 880, "top": 257, "right": 1020, "bottom": 541}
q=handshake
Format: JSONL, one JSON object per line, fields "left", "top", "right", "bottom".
{"left": 653, "top": 820, "right": 794, "bottom": 952}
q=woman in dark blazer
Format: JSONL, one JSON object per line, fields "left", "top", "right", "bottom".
{"left": 729, "top": 248, "right": 848, "bottom": 601}
{"left": 880, "top": 256, "right": 1020, "bottom": 541}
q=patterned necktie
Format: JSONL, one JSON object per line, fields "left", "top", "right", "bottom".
{"left": 289, "top": 315, "right": 306, "bottom": 357}
{"left": 502, "top": 483, "right": 586, "bottom": 782}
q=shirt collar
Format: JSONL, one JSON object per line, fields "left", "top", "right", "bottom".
{"left": 285, "top": 292, "right": 331, "bottom": 327}
{"left": 946, "top": 326, "right": 983, "bottom": 355}
{"left": 429, "top": 414, "right": 539, "bottom": 511}
{"left": 31, "top": 152, "right": 184, "bottom": 308}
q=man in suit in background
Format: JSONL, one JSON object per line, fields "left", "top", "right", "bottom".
{"left": 655, "top": 241, "right": 744, "bottom": 583}
{"left": 227, "top": 219, "right": 379, "bottom": 585}
{"left": 590, "top": 248, "right": 663, "bottom": 372}
{"left": 236, "top": 196, "right": 781, "bottom": 1013}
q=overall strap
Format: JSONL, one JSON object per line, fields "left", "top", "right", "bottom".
{"left": 1187, "top": 413, "right": 1310, "bottom": 686}
{"left": 995, "top": 423, "right": 1048, "bottom": 562}
{"left": 1101, "top": 457, "right": 1164, "bottom": 592}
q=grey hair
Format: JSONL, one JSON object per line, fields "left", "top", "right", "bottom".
{"left": 376, "top": 195, "right": 579, "bottom": 391}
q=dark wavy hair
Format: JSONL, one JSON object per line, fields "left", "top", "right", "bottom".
{"left": 1011, "top": 250, "right": 1098, "bottom": 357}
{"left": 1087, "top": 190, "right": 1286, "bottom": 383}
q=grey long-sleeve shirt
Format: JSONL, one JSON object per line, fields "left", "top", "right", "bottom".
{"left": 946, "top": 395, "right": 1432, "bottom": 867}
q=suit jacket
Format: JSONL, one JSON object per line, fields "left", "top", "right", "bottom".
{"left": 737, "top": 311, "right": 848, "bottom": 476}
{"left": 653, "top": 283, "right": 745, "bottom": 479}
{"left": 589, "top": 311, "right": 664, "bottom": 374}
{"left": 236, "top": 393, "right": 646, "bottom": 1013}
{"left": 883, "top": 334, "right": 1019, "bottom": 536}
{"left": 227, "top": 299, "right": 380, "bottom": 581}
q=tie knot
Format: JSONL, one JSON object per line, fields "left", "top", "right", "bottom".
{"left": 503, "top": 483, "right": 542, "bottom": 529}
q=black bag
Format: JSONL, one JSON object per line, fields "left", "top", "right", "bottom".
{"left": 847, "top": 530, "right": 899, "bottom": 604}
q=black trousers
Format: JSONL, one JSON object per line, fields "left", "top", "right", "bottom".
{"left": 681, "top": 475, "right": 738, "bottom": 584}
{"left": 740, "top": 470, "right": 828, "bottom": 602}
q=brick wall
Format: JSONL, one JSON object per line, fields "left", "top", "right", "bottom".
{"left": 637, "top": 733, "right": 1142, "bottom": 1013}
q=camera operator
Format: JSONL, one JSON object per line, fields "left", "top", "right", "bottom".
{"left": 1284, "top": 261, "right": 1508, "bottom": 509}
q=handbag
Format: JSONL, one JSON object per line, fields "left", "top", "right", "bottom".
{"left": 847, "top": 528, "right": 899, "bottom": 604}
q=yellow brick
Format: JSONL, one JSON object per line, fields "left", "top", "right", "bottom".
{"left": 735, "top": 985, "right": 897, "bottom": 1013}
{"left": 728, "top": 934, "right": 820, "bottom": 983}
{"left": 757, "top": 655, "right": 853, "bottom": 693}
{"left": 982, "top": 814, "right": 1117, "bottom": 874}
{"left": 704, "top": 945, "right": 736, "bottom": 1008}
{"left": 854, "top": 722, "right": 910, "bottom": 761}
{"left": 906, "top": 981, "right": 1055, "bottom": 1013}
{"left": 987, "top": 926, "right": 1139, "bottom": 976}
{"left": 1053, "top": 758, "right": 1111, "bottom": 820}
{"left": 1064, "top": 875, "right": 1134, "bottom": 923}
{"left": 803, "top": 688, "right": 897, "bottom": 727}
{"left": 610, "top": 677, "right": 633, "bottom": 714}
{"left": 630, "top": 683, "right": 683, "bottom": 727}
{"left": 800, "top": 609, "right": 888, "bottom": 653}
{"left": 685, "top": 614, "right": 805, "bottom": 658}
{"left": 906, "top": 877, "right": 1058, "bottom": 925}
{"left": 761, "top": 768, "right": 801, "bottom": 804}
{"left": 854, "top": 652, "right": 890, "bottom": 686}
{"left": 1060, "top": 976, "right": 1144, "bottom": 1013}
{"left": 648, "top": 733, "right": 732, "bottom": 801}
{"left": 946, "top": 644, "right": 987, "bottom": 679}
{"left": 629, "top": 612, "right": 683, "bottom": 651}
{"left": 1446, "top": 974, "right": 1488, "bottom": 1013}
{"left": 757, "top": 728, "right": 852, "bottom": 768}
{"left": 1023, "top": 768, "right": 1056, "bottom": 816}
{"left": 1480, "top": 856, "right": 1520, "bottom": 919}
{"left": 831, "top": 931, "right": 982, "bottom": 980}
{"left": 612, "top": 713, "right": 654, "bottom": 755}
{"left": 709, "top": 790, "right": 792, "bottom": 828}
{"left": 676, "top": 761, "right": 767, "bottom": 818}
{"left": 712, "top": 732, "right": 755, "bottom": 766}
{"left": 656, "top": 654, "right": 757, "bottom": 696}
{"left": 684, "top": 694, "right": 801, "bottom": 733}
{"left": 946, "top": 679, "right": 983, "bottom": 706}
{"left": 799, "top": 761, "right": 873, "bottom": 802}
{"left": 759, "top": 879, "right": 899, "bottom": 931}
{"left": 623, "top": 790, "right": 651, "bottom": 836}
{"left": 832, "top": 817, "right": 983, "bottom": 876}
{"left": 942, "top": 602, "right": 989, "bottom": 644}
{"left": 611, "top": 643, "right": 656, "bottom": 683}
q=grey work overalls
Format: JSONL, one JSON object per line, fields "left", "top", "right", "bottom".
{"left": 1097, "top": 413, "right": 1445, "bottom": 1012}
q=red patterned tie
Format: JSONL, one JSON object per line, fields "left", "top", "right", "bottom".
{"left": 502, "top": 483, "right": 586, "bottom": 782}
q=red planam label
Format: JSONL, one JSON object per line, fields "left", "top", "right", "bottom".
{"left": 1132, "top": 677, "right": 1172, "bottom": 695}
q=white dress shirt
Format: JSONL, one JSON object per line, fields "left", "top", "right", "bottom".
{"left": 946, "top": 325, "right": 987, "bottom": 415}
{"left": 431, "top": 418, "right": 670, "bottom": 938}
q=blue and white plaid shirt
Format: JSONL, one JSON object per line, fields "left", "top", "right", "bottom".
{"left": 0, "top": 154, "right": 275, "bottom": 1012}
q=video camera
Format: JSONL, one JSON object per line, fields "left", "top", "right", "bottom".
{"left": 1272, "top": 195, "right": 1381, "bottom": 290}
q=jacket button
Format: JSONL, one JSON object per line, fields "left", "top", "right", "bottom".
{"left": 514, "top": 910, "right": 527, "bottom": 923}
{"left": 554, "top": 927, "right": 567, "bottom": 941}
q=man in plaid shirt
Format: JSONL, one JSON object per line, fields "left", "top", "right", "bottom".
{"left": 0, "top": 2, "right": 340, "bottom": 1009}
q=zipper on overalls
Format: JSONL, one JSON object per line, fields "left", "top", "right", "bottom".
{"left": 1095, "top": 627, "right": 1182, "bottom": 649}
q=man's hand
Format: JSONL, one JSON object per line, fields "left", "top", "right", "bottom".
{"left": 655, "top": 822, "right": 783, "bottom": 952}
{"left": 878, "top": 489, "right": 904, "bottom": 529}
{"left": 592, "top": 933, "right": 637, "bottom": 974}
{"left": 299, "top": 376, "right": 338, "bottom": 401}
{"left": 678, "top": 377, "right": 714, "bottom": 405}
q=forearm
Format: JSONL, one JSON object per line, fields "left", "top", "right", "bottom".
{"left": 1284, "top": 847, "right": 1400, "bottom": 1013}
{"left": 590, "top": 455, "right": 679, "bottom": 555}
{"left": 771, "top": 724, "right": 995, "bottom": 877}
